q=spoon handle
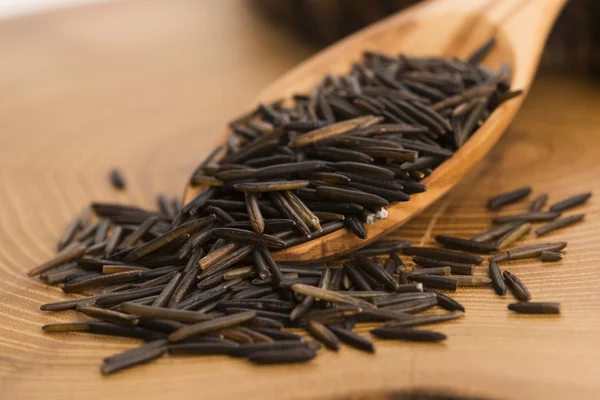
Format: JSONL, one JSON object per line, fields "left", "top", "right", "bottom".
{"left": 484, "top": 0, "right": 567, "bottom": 88}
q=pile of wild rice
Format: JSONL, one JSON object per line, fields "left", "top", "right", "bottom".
{"left": 29, "top": 40, "right": 590, "bottom": 374}
{"left": 35, "top": 183, "right": 588, "bottom": 373}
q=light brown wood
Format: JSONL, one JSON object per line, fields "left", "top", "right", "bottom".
{"left": 182, "top": 0, "right": 567, "bottom": 262}
{"left": 1, "top": 1, "right": 599, "bottom": 399}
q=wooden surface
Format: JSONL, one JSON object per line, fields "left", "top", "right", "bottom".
{"left": 0, "top": 1, "right": 599, "bottom": 399}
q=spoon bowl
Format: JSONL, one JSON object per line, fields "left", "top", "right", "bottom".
{"left": 183, "top": 0, "right": 566, "bottom": 262}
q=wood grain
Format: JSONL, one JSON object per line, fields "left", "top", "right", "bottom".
{"left": 0, "top": 1, "right": 599, "bottom": 399}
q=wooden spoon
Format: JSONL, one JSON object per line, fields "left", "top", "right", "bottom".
{"left": 182, "top": 0, "right": 566, "bottom": 262}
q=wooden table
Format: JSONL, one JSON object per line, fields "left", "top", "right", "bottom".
{"left": 0, "top": 1, "right": 598, "bottom": 399}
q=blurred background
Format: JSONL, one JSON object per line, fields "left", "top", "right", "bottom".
{"left": 251, "top": 0, "right": 600, "bottom": 75}
{"left": 2, "top": 0, "right": 599, "bottom": 74}
{"left": 250, "top": 0, "right": 600, "bottom": 74}
{"left": 0, "top": 0, "right": 103, "bottom": 18}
